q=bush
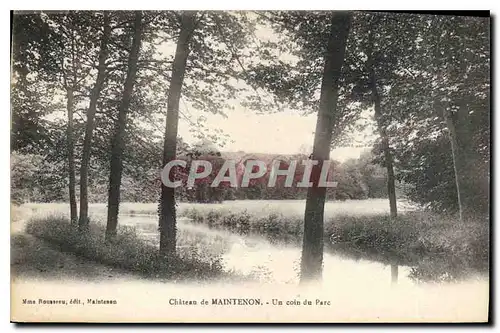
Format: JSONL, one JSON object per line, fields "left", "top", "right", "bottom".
{"left": 11, "top": 153, "right": 67, "bottom": 203}
{"left": 25, "top": 215, "right": 228, "bottom": 281}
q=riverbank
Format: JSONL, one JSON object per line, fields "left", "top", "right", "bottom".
{"left": 21, "top": 215, "right": 240, "bottom": 283}
{"left": 11, "top": 209, "right": 489, "bottom": 323}
{"left": 15, "top": 201, "right": 490, "bottom": 282}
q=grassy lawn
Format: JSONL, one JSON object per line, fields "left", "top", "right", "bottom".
{"left": 23, "top": 198, "right": 415, "bottom": 218}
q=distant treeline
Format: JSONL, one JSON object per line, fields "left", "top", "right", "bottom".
{"left": 11, "top": 150, "right": 393, "bottom": 204}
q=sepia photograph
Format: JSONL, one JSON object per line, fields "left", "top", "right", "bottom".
{"left": 9, "top": 9, "right": 490, "bottom": 323}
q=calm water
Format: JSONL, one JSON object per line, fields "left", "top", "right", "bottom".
{"left": 118, "top": 214, "right": 413, "bottom": 286}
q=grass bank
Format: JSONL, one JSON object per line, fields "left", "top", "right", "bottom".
{"left": 24, "top": 215, "right": 234, "bottom": 282}
{"left": 182, "top": 207, "right": 489, "bottom": 282}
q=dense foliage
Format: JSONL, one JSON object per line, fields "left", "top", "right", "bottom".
{"left": 11, "top": 149, "right": 391, "bottom": 203}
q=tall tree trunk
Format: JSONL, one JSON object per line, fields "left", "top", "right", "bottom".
{"left": 159, "top": 13, "right": 196, "bottom": 257}
{"left": 66, "top": 87, "right": 77, "bottom": 224}
{"left": 373, "top": 101, "right": 398, "bottom": 218}
{"left": 105, "top": 11, "right": 143, "bottom": 240}
{"left": 78, "top": 12, "right": 111, "bottom": 230}
{"left": 367, "top": 20, "right": 399, "bottom": 283}
{"left": 448, "top": 99, "right": 487, "bottom": 219}
{"left": 366, "top": 22, "right": 397, "bottom": 219}
{"left": 443, "top": 105, "right": 465, "bottom": 222}
{"left": 300, "top": 12, "right": 351, "bottom": 282}
{"left": 375, "top": 108, "right": 400, "bottom": 286}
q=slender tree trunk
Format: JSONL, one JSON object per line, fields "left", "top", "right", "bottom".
{"left": 105, "top": 11, "right": 143, "bottom": 241}
{"left": 159, "top": 13, "right": 196, "bottom": 257}
{"left": 374, "top": 98, "right": 400, "bottom": 285}
{"left": 366, "top": 22, "right": 397, "bottom": 219}
{"left": 449, "top": 100, "right": 486, "bottom": 219}
{"left": 66, "top": 87, "right": 78, "bottom": 224}
{"left": 373, "top": 107, "right": 398, "bottom": 218}
{"left": 300, "top": 12, "right": 351, "bottom": 282}
{"left": 443, "top": 105, "right": 465, "bottom": 222}
{"left": 78, "top": 12, "right": 111, "bottom": 230}
{"left": 366, "top": 21, "right": 399, "bottom": 283}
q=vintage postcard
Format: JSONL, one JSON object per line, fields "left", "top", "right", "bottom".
{"left": 10, "top": 10, "right": 490, "bottom": 323}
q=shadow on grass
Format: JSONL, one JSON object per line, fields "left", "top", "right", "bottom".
{"left": 11, "top": 233, "right": 136, "bottom": 282}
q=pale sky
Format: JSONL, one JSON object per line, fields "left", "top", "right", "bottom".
{"left": 177, "top": 107, "right": 372, "bottom": 162}
{"left": 160, "top": 16, "right": 373, "bottom": 163}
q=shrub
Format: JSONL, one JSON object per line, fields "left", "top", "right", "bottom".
{"left": 25, "top": 215, "right": 229, "bottom": 281}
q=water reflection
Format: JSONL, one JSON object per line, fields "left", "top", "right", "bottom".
{"left": 118, "top": 214, "right": 412, "bottom": 286}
